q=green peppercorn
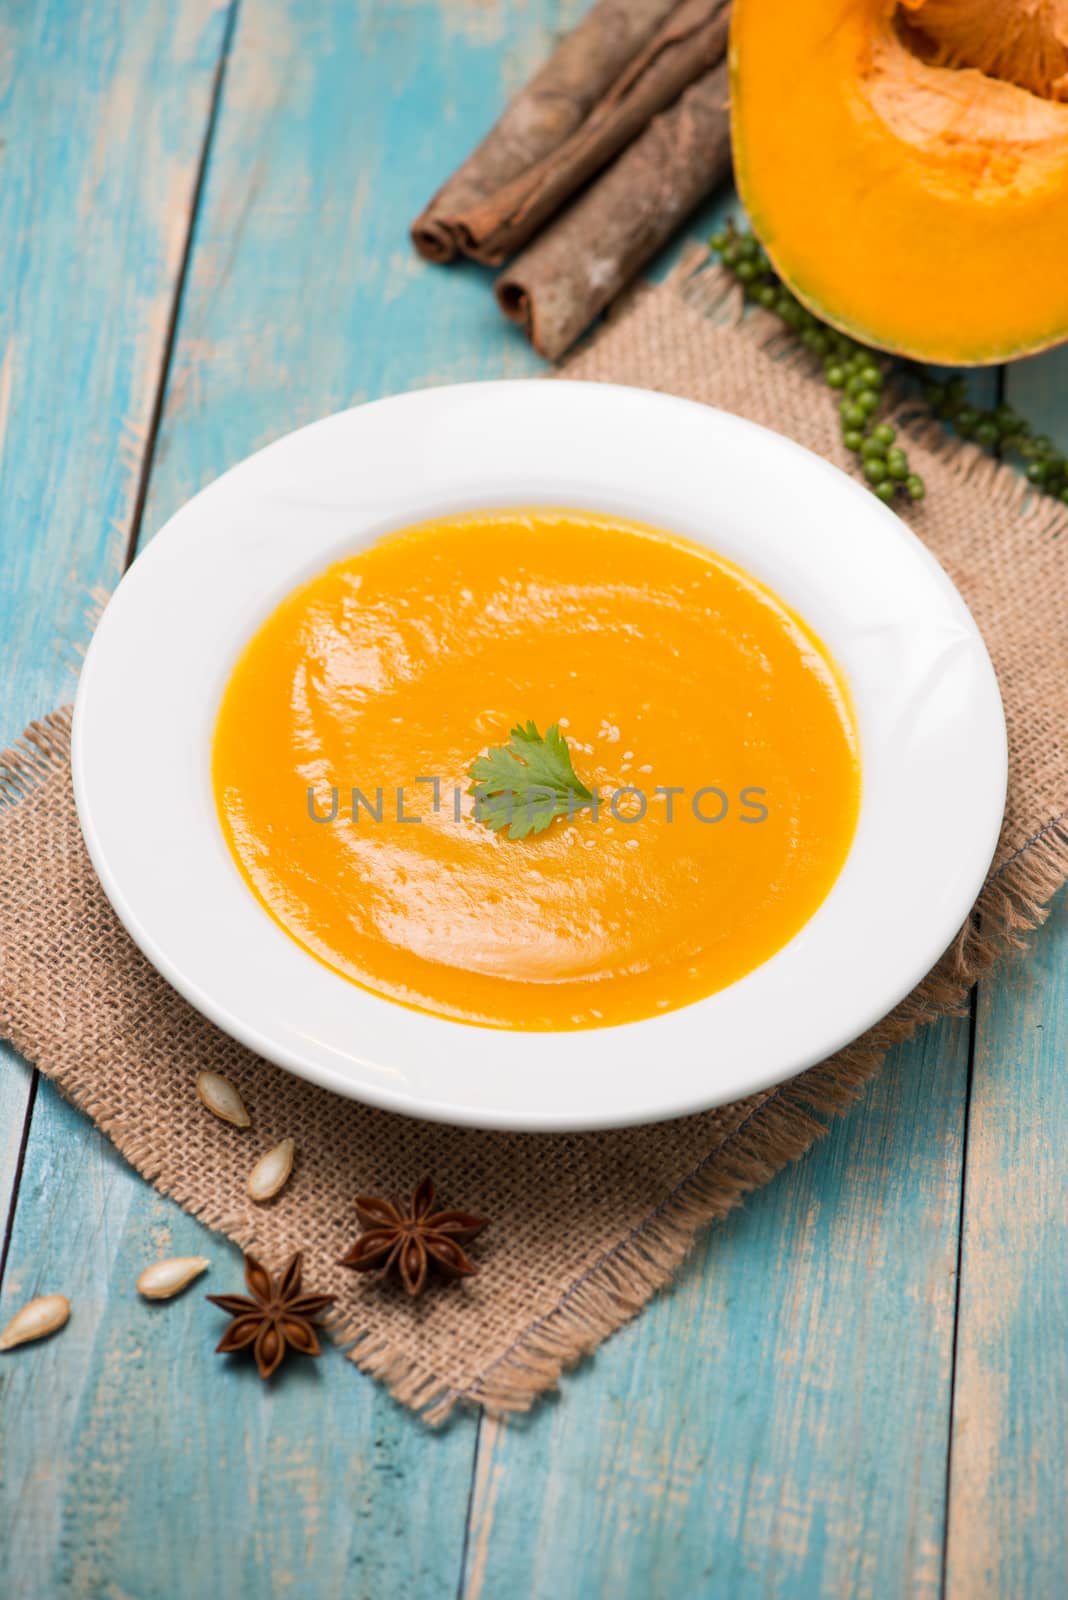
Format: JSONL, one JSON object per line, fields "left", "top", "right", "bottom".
{"left": 708, "top": 225, "right": 1068, "bottom": 514}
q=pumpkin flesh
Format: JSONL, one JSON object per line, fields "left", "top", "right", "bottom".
{"left": 731, "top": 0, "right": 1068, "bottom": 363}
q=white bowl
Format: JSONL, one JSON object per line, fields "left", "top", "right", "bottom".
{"left": 72, "top": 382, "right": 1006, "bottom": 1131}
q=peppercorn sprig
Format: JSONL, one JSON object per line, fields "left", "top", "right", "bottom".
{"left": 710, "top": 219, "right": 924, "bottom": 505}
{"left": 918, "top": 378, "right": 1068, "bottom": 503}
{"left": 712, "top": 220, "right": 1068, "bottom": 507}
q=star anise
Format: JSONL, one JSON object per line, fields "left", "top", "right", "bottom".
{"left": 339, "top": 1176, "right": 489, "bottom": 1297}
{"left": 207, "top": 1251, "right": 334, "bottom": 1379}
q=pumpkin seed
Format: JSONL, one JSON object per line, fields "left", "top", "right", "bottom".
{"left": 247, "top": 1138, "right": 295, "bottom": 1203}
{"left": 196, "top": 1070, "right": 250, "bottom": 1129}
{"left": 0, "top": 1294, "right": 70, "bottom": 1351}
{"left": 136, "top": 1256, "right": 210, "bottom": 1300}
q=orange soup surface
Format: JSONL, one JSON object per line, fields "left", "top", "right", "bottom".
{"left": 213, "top": 510, "right": 860, "bottom": 1029}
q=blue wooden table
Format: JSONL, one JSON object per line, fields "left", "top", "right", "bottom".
{"left": 2, "top": 4, "right": 1066, "bottom": 1595}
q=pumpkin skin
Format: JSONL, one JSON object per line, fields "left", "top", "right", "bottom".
{"left": 730, "top": 0, "right": 1068, "bottom": 364}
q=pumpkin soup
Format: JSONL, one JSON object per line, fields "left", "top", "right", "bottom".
{"left": 213, "top": 509, "right": 859, "bottom": 1029}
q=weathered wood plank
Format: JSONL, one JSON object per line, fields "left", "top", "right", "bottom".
{"left": 0, "top": 0, "right": 231, "bottom": 1255}
{"left": 0, "top": 0, "right": 231, "bottom": 736}
{"left": 943, "top": 349, "right": 1068, "bottom": 1600}
{"left": 136, "top": 0, "right": 560, "bottom": 534}
{"left": 0, "top": 6, "right": 237, "bottom": 1581}
{"left": 461, "top": 1019, "right": 970, "bottom": 1600}
{"left": 945, "top": 892, "right": 1068, "bottom": 1598}
{"left": 997, "top": 346, "right": 1066, "bottom": 432}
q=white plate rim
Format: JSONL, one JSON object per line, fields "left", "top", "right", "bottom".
{"left": 72, "top": 380, "right": 1007, "bottom": 1131}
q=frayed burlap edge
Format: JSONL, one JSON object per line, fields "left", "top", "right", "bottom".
{"left": 2, "top": 708, "right": 1065, "bottom": 1421}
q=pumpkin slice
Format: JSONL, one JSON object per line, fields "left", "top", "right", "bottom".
{"left": 731, "top": 0, "right": 1068, "bottom": 363}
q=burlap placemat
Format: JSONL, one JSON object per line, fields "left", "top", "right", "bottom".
{"left": 2, "top": 258, "right": 1066, "bottom": 1423}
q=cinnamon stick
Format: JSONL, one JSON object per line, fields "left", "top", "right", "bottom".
{"left": 411, "top": 0, "right": 685, "bottom": 264}
{"left": 495, "top": 62, "right": 731, "bottom": 361}
{"left": 458, "top": 0, "right": 730, "bottom": 265}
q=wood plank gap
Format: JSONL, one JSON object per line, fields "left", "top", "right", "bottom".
{"left": 938, "top": 361, "right": 1004, "bottom": 1593}
{"left": 939, "top": 968, "right": 981, "bottom": 1599}
{"left": 0, "top": 1068, "right": 38, "bottom": 1296}
{"left": 456, "top": 1411, "right": 484, "bottom": 1600}
{"left": 122, "top": 0, "right": 241, "bottom": 573}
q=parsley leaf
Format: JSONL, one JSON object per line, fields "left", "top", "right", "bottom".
{"left": 469, "top": 721, "right": 597, "bottom": 840}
